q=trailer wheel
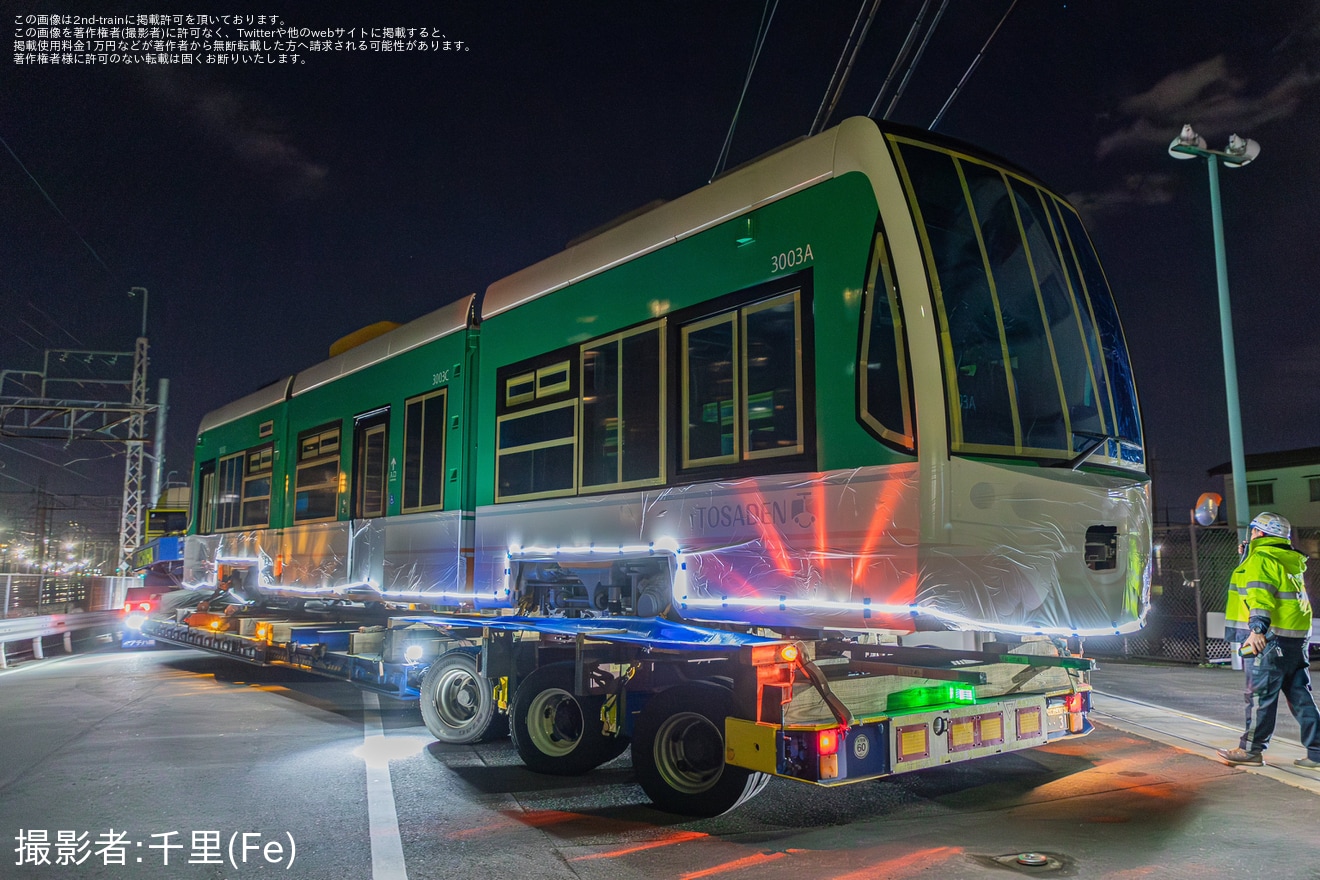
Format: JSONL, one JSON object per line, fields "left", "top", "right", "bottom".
{"left": 419, "top": 652, "right": 505, "bottom": 744}
{"left": 509, "top": 662, "right": 627, "bottom": 775}
{"left": 633, "top": 681, "right": 769, "bottom": 817}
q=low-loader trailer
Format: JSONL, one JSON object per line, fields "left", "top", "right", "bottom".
{"left": 144, "top": 596, "right": 1093, "bottom": 816}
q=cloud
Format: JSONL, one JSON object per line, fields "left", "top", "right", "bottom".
{"left": 1095, "top": 55, "right": 1320, "bottom": 160}
{"left": 1279, "top": 339, "right": 1320, "bottom": 385}
{"left": 1067, "top": 173, "right": 1177, "bottom": 220}
{"left": 1116, "top": 56, "right": 1240, "bottom": 119}
{"left": 1075, "top": 39, "right": 1320, "bottom": 216}
{"left": 140, "top": 71, "right": 328, "bottom": 199}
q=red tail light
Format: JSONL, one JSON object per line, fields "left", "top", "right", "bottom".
{"left": 1065, "top": 692, "right": 1086, "bottom": 713}
{"left": 817, "top": 728, "right": 841, "bottom": 756}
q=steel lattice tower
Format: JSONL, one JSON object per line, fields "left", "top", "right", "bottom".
{"left": 116, "top": 334, "right": 148, "bottom": 572}
{"left": 116, "top": 288, "right": 151, "bottom": 573}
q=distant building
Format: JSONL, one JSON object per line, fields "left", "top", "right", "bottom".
{"left": 1209, "top": 446, "right": 1320, "bottom": 530}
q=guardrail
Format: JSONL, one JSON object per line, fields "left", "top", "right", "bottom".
{"left": 0, "top": 610, "right": 122, "bottom": 669}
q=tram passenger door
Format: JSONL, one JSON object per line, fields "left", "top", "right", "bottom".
{"left": 197, "top": 461, "right": 217, "bottom": 533}
{"left": 353, "top": 410, "right": 389, "bottom": 519}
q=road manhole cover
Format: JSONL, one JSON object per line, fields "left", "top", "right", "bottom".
{"left": 969, "top": 851, "right": 1071, "bottom": 873}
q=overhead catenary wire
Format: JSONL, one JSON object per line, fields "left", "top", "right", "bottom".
{"left": 0, "top": 132, "right": 117, "bottom": 283}
{"left": 0, "top": 442, "right": 96, "bottom": 481}
{"left": 17, "top": 319, "right": 57, "bottom": 348}
{"left": 711, "top": 0, "right": 781, "bottom": 182}
{"left": 27, "top": 301, "right": 83, "bottom": 347}
{"left": 0, "top": 467, "right": 43, "bottom": 489}
{"left": 930, "top": 0, "right": 1020, "bottom": 130}
{"left": 879, "top": 0, "right": 950, "bottom": 120}
{"left": 867, "top": 0, "right": 933, "bottom": 118}
{"left": 0, "top": 322, "right": 41, "bottom": 353}
{"left": 809, "top": 0, "right": 885, "bottom": 137}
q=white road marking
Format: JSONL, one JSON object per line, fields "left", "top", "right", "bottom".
{"left": 362, "top": 691, "right": 410, "bottom": 880}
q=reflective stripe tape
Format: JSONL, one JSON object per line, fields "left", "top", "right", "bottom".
{"left": 1246, "top": 580, "right": 1279, "bottom": 597}
{"left": 1272, "top": 626, "right": 1310, "bottom": 638}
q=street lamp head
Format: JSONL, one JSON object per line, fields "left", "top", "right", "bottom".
{"left": 1168, "top": 124, "right": 1260, "bottom": 168}
{"left": 1169, "top": 124, "right": 1207, "bottom": 159}
{"left": 1222, "top": 134, "right": 1260, "bottom": 168}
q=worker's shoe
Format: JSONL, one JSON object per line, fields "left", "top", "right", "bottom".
{"left": 1293, "top": 757, "right": 1320, "bottom": 769}
{"left": 1217, "top": 747, "right": 1264, "bottom": 766}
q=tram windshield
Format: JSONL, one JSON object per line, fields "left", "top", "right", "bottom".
{"left": 892, "top": 135, "right": 1143, "bottom": 467}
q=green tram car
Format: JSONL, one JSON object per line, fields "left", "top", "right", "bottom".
{"left": 173, "top": 117, "right": 1151, "bottom": 815}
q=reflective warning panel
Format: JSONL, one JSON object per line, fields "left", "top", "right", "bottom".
{"left": 888, "top": 694, "right": 1049, "bottom": 773}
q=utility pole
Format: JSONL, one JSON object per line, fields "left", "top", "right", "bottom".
{"left": 35, "top": 476, "right": 49, "bottom": 603}
{"left": 148, "top": 377, "right": 169, "bottom": 507}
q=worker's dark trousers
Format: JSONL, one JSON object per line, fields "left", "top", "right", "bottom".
{"left": 1241, "top": 636, "right": 1320, "bottom": 760}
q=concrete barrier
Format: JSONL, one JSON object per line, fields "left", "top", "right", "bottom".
{"left": 0, "top": 611, "right": 121, "bottom": 668}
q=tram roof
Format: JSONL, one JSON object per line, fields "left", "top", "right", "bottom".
{"left": 480, "top": 116, "right": 1057, "bottom": 324}
{"left": 290, "top": 294, "right": 475, "bottom": 397}
{"left": 197, "top": 376, "right": 292, "bottom": 435}
{"left": 197, "top": 294, "right": 474, "bottom": 434}
{"left": 481, "top": 116, "right": 891, "bottom": 320}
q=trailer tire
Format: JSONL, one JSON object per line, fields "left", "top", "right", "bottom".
{"left": 509, "top": 662, "right": 627, "bottom": 775}
{"left": 633, "top": 681, "right": 769, "bottom": 817}
{"left": 419, "top": 652, "right": 505, "bottom": 744}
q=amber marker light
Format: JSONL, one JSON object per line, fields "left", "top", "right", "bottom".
{"left": 749, "top": 642, "right": 802, "bottom": 666}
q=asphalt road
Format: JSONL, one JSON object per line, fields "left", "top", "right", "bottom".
{"left": 4, "top": 645, "right": 1320, "bottom": 880}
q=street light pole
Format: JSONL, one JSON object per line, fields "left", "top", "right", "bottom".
{"left": 1169, "top": 125, "right": 1260, "bottom": 539}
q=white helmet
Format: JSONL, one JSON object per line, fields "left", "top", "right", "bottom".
{"left": 1249, "top": 512, "right": 1291, "bottom": 540}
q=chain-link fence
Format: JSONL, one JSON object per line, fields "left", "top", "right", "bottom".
{"left": 1086, "top": 526, "right": 1320, "bottom": 664}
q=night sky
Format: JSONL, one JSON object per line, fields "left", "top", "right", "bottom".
{"left": 3, "top": 0, "right": 1319, "bottom": 527}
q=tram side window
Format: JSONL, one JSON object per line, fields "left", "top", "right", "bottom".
{"left": 496, "top": 355, "right": 577, "bottom": 502}
{"left": 241, "top": 444, "right": 273, "bottom": 527}
{"left": 294, "top": 425, "right": 341, "bottom": 523}
{"left": 213, "top": 452, "right": 243, "bottom": 531}
{"left": 681, "top": 290, "right": 804, "bottom": 469}
{"left": 683, "top": 314, "right": 738, "bottom": 466}
{"left": 744, "top": 295, "right": 804, "bottom": 456}
{"left": 580, "top": 322, "right": 664, "bottom": 490}
{"left": 859, "top": 224, "right": 915, "bottom": 451}
{"left": 402, "top": 389, "right": 447, "bottom": 512}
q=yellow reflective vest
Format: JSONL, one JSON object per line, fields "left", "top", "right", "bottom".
{"left": 1224, "top": 536, "right": 1311, "bottom": 640}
